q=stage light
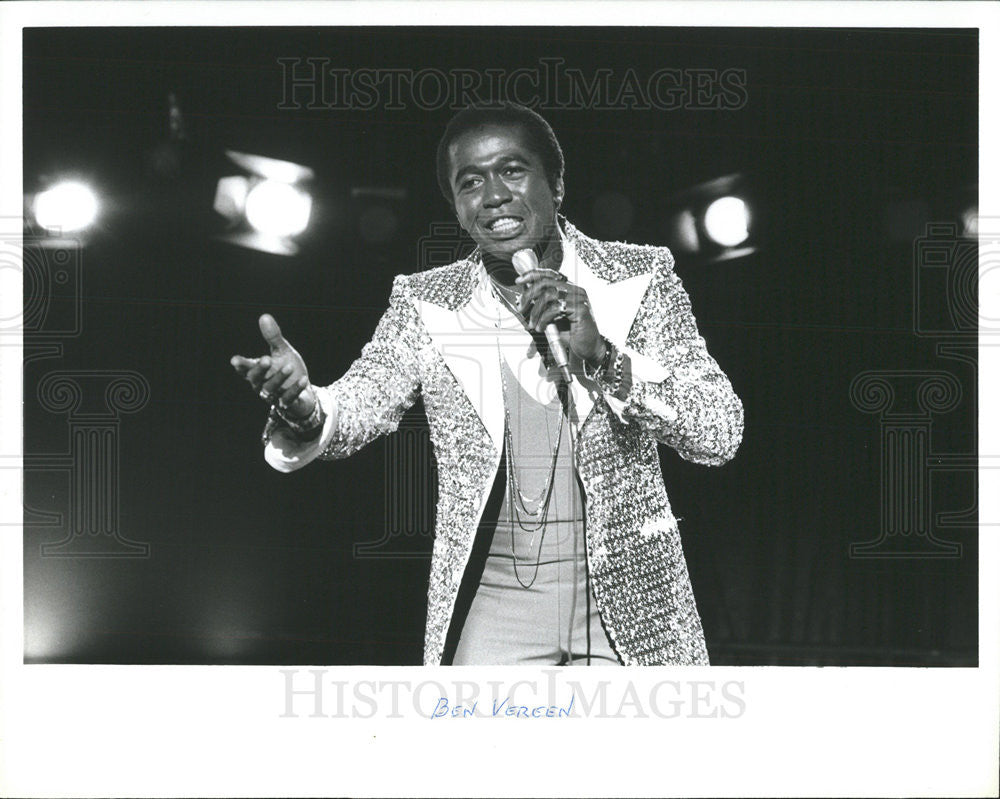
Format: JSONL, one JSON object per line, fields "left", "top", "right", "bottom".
{"left": 703, "top": 196, "right": 749, "bottom": 247}
{"left": 213, "top": 175, "right": 250, "bottom": 220}
{"left": 672, "top": 208, "right": 700, "bottom": 253}
{"left": 244, "top": 180, "right": 311, "bottom": 237}
{"left": 214, "top": 150, "right": 316, "bottom": 255}
{"left": 225, "top": 150, "right": 313, "bottom": 185}
{"left": 962, "top": 205, "right": 978, "bottom": 237}
{"left": 32, "top": 181, "right": 99, "bottom": 233}
{"left": 662, "top": 174, "right": 756, "bottom": 262}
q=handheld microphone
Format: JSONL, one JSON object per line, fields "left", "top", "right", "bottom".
{"left": 511, "top": 248, "right": 573, "bottom": 385}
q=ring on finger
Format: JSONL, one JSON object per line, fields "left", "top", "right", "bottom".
{"left": 558, "top": 298, "right": 568, "bottom": 314}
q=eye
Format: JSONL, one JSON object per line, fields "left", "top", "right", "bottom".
{"left": 503, "top": 165, "right": 525, "bottom": 177}
{"left": 458, "top": 176, "right": 482, "bottom": 192}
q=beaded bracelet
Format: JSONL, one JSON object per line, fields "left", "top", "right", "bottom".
{"left": 261, "top": 398, "right": 325, "bottom": 445}
{"left": 601, "top": 347, "right": 627, "bottom": 397}
{"left": 583, "top": 337, "right": 627, "bottom": 398}
{"left": 278, "top": 397, "right": 325, "bottom": 435}
{"left": 584, "top": 337, "right": 615, "bottom": 381}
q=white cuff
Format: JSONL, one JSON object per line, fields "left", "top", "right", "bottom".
{"left": 602, "top": 345, "right": 669, "bottom": 423}
{"left": 263, "top": 388, "right": 338, "bottom": 473}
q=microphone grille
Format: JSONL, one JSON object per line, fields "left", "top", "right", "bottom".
{"left": 511, "top": 248, "right": 539, "bottom": 275}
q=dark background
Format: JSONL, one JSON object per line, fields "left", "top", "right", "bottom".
{"left": 22, "top": 27, "right": 978, "bottom": 665}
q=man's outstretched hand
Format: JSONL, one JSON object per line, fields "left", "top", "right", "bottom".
{"left": 230, "top": 314, "right": 317, "bottom": 419}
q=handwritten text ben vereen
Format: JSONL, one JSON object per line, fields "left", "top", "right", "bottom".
{"left": 432, "top": 694, "right": 575, "bottom": 719}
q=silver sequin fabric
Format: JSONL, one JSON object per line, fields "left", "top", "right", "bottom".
{"left": 307, "top": 220, "right": 743, "bottom": 665}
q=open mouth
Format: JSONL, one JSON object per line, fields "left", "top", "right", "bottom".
{"left": 483, "top": 216, "right": 524, "bottom": 235}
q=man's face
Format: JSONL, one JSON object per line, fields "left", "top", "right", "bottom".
{"left": 447, "top": 122, "right": 564, "bottom": 261}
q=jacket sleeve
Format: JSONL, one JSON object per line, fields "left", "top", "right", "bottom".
{"left": 606, "top": 249, "right": 743, "bottom": 467}
{"left": 264, "top": 274, "right": 423, "bottom": 472}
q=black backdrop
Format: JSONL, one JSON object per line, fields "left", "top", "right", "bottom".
{"left": 22, "top": 27, "right": 978, "bottom": 665}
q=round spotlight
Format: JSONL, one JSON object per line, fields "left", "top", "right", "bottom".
{"left": 703, "top": 196, "right": 750, "bottom": 247}
{"left": 962, "top": 206, "right": 978, "bottom": 238}
{"left": 33, "top": 181, "right": 99, "bottom": 233}
{"left": 244, "top": 180, "right": 311, "bottom": 237}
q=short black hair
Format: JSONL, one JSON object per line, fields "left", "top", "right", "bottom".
{"left": 435, "top": 102, "right": 565, "bottom": 207}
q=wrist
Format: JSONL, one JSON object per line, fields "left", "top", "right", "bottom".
{"left": 588, "top": 336, "right": 611, "bottom": 371}
{"left": 587, "top": 338, "right": 610, "bottom": 371}
{"left": 277, "top": 394, "right": 325, "bottom": 435}
{"left": 582, "top": 337, "right": 627, "bottom": 398}
{"left": 600, "top": 347, "right": 628, "bottom": 398}
{"left": 280, "top": 396, "right": 316, "bottom": 422}
{"left": 583, "top": 336, "right": 613, "bottom": 377}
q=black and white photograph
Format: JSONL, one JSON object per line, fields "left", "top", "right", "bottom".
{"left": 2, "top": 3, "right": 997, "bottom": 797}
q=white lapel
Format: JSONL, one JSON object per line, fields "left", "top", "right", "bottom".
{"left": 412, "top": 229, "right": 656, "bottom": 445}
{"left": 560, "top": 237, "right": 656, "bottom": 425}
{"left": 561, "top": 236, "right": 655, "bottom": 347}
{"left": 412, "top": 264, "right": 508, "bottom": 450}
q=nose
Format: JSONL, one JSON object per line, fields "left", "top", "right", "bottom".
{"left": 482, "top": 174, "right": 512, "bottom": 208}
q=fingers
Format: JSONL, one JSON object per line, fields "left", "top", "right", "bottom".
{"left": 514, "top": 268, "right": 567, "bottom": 286}
{"left": 518, "top": 279, "right": 555, "bottom": 314}
{"left": 506, "top": 272, "right": 603, "bottom": 364}
{"left": 520, "top": 280, "right": 578, "bottom": 328}
{"left": 278, "top": 375, "right": 311, "bottom": 408}
{"left": 526, "top": 286, "right": 561, "bottom": 329}
{"left": 516, "top": 276, "right": 568, "bottom": 311}
{"left": 244, "top": 355, "right": 273, "bottom": 392}
{"left": 258, "top": 313, "right": 288, "bottom": 354}
{"left": 232, "top": 314, "right": 307, "bottom": 403}
{"left": 517, "top": 273, "right": 576, "bottom": 298}
{"left": 230, "top": 355, "right": 258, "bottom": 377}
{"left": 231, "top": 352, "right": 287, "bottom": 400}
{"left": 534, "top": 297, "right": 569, "bottom": 331}
{"left": 259, "top": 362, "right": 296, "bottom": 400}
{"left": 516, "top": 277, "right": 594, "bottom": 332}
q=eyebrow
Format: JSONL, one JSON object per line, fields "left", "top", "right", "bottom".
{"left": 451, "top": 154, "right": 530, "bottom": 187}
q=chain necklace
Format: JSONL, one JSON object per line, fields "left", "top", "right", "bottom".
{"left": 492, "top": 279, "right": 565, "bottom": 588}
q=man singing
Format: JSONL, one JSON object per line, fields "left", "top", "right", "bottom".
{"left": 230, "top": 103, "right": 743, "bottom": 666}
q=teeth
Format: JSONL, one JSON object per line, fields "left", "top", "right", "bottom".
{"left": 489, "top": 218, "right": 520, "bottom": 232}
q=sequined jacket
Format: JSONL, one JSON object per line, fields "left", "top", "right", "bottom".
{"left": 266, "top": 220, "right": 743, "bottom": 666}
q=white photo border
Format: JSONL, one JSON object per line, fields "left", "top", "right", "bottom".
{"left": 1, "top": 2, "right": 997, "bottom": 797}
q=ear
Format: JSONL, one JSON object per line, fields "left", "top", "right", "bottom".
{"left": 553, "top": 177, "right": 565, "bottom": 208}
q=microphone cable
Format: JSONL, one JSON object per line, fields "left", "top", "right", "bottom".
{"left": 557, "top": 373, "right": 592, "bottom": 666}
